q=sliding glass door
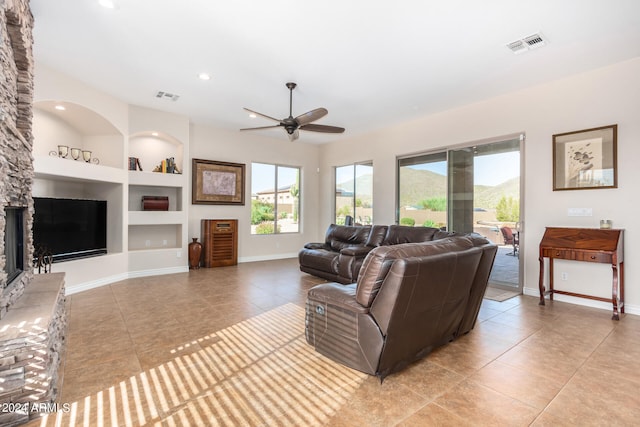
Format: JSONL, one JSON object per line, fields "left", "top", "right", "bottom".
{"left": 397, "top": 153, "right": 447, "bottom": 228}
{"left": 335, "top": 162, "right": 373, "bottom": 225}
{"left": 398, "top": 136, "right": 522, "bottom": 290}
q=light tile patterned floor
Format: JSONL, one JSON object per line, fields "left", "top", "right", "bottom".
{"left": 26, "top": 258, "right": 640, "bottom": 426}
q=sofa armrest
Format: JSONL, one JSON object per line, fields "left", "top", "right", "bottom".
{"left": 307, "top": 283, "right": 368, "bottom": 314}
{"left": 304, "top": 242, "right": 329, "bottom": 250}
{"left": 339, "top": 245, "right": 374, "bottom": 257}
{"left": 337, "top": 246, "right": 375, "bottom": 284}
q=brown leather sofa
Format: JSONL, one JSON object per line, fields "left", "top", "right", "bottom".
{"left": 305, "top": 234, "right": 497, "bottom": 380}
{"left": 299, "top": 224, "right": 456, "bottom": 284}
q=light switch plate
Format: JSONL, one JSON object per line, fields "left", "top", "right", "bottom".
{"left": 567, "top": 207, "right": 593, "bottom": 216}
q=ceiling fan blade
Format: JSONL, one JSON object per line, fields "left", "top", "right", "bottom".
{"left": 243, "top": 107, "right": 281, "bottom": 123}
{"left": 299, "top": 123, "right": 345, "bottom": 133}
{"left": 288, "top": 129, "right": 299, "bottom": 141}
{"left": 240, "top": 125, "right": 282, "bottom": 131}
{"left": 295, "top": 108, "right": 328, "bottom": 126}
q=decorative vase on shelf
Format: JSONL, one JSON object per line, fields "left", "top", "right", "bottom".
{"left": 188, "top": 238, "right": 202, "bottom": 269}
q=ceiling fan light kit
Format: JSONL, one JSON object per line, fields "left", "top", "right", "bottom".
{"left": 241, "top": 82, "right": 345, "bottom": 141}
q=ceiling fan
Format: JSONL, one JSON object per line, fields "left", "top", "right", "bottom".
{"left": 240, "top": 82, "right": 345, "bottom": 141}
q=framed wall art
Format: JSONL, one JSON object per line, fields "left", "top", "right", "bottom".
{"left": 192, "top": 158, "right": 245, "bottom": 205}
{"left": 552, "top": 124, "right": 617, "bottom": 191}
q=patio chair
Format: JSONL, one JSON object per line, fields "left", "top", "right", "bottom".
{"left": 500, "top": 226, "right": 519, "bottom": 257}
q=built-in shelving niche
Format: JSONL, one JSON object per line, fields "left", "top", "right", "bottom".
{"left": 32, "top": 101, "right": 125, "bottom": 256}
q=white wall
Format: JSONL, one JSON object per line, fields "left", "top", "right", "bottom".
{"left": 34, "top": 65, "right": 129, "bottom": 138}
{"left": 31, "top": 110, "right": 83, "bottom": 157}
{"left": 320, "top": 57, "right": 640, "bottom": 314}
{"left": 188, "top": 125, "right": 322, "bottom": 262}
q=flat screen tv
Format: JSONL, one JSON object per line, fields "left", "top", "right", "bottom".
{"left": 33, "top": 197, "right": 107, "bottom": 263}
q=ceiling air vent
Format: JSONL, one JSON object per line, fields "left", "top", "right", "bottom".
{"left": 155, "top": 91, "right": 180, "bottom": 101}
{"left": 506, "top": 40, "right": 526, "bottom": 54}
{"left": 507, "top": 32, "right": 548, "bottom": 54}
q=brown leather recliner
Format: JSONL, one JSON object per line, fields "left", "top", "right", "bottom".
{"left": 305, "top": 235, "right": 497, "bottom": 380}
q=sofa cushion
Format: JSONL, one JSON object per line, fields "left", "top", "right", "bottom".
{"left": 365, "top": 225, "right": 388, "bottom": 247}
{"left": 355, "top": 237, "right": 474, "bottom": 307}
{"left": 328, "top": 224, "right": 371, "bottom": 251}
{"left": 383, "top": 225, "right": 440, "bottom": 245}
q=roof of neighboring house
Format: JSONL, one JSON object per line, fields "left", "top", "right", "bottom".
{"left": 256, "top": 185, "right": 292, "bottom": 195}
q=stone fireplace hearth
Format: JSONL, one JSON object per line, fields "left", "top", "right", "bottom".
{"left": 1, "top": 1, "right": 68, "bottom": 425}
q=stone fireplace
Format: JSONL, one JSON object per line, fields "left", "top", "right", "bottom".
{"left": 1, "top": 0, "right": 33, "bottom": 318}
{"left": 1, "top": 1, "right": 68, "bottom": 425}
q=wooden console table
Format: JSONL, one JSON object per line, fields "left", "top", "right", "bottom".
{"left": 538, "top": 227, "right": 624, "bottom": 320}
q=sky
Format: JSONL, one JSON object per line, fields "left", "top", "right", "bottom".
{"left": 408, "top": 151, "right": 520, "bottom": 186}
{"left": 251, "top": 162, "right": 299, "bottom": 193}
{"left": 475, "top": 151, "right": 520, "bottom": 186}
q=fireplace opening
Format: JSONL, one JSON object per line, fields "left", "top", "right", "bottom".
{"left": 4, "top": 207, "right": 25, "bottom": 286}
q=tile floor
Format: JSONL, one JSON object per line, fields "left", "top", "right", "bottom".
{"left": 27, "top": 258, "right": 640, "bottom": 426}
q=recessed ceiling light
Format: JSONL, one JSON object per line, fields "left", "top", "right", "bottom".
{"left": 249, "top": 113, "right": 257, "bottom": 118}
{"left": 198, "top": 73, "right": 211, "bottom": 81}
{"left": 98, "top": 0, "right": 117, "bottom": 9}
{"left": 54, "top": 105, "right": 66, "bottom": 111}
{"left": 151, "top": 132, "right": 159, "bottom": 136}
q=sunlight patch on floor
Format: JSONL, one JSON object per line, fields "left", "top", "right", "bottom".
{"left": 35, "top": 303, "right": 367, "bottom": 426}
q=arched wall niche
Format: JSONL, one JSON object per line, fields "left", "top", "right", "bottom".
{"left": 129, "top": 130, "right": 184, "bottom": 173}
{"left": 33, "top": 100, "right": 124, "bottom": 168}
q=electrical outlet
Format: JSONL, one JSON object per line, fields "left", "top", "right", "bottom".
{"left": 561, "top": 272, "right": 569, "bottom": 281}
{"left": 568, "top": 207, "right": 593, "bottom": 217}
{"left": 145, "top": 240, "right": 151, "bottom": 247}
{"left": 176, "top": 250, "right": 181, "bottom": 258}
{"left": 162, "top": 239, "right": 168, "bottom": 246}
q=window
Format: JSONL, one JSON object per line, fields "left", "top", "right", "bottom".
{"left": 251, "top": 163, "right": 300, "bottom": 234}
{"left": 335, "top": 162, "right": 373, "bottom": 225}
{"left": 397, "top": 138, "right": 520, "bottom": 231}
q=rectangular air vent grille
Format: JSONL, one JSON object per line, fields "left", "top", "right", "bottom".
{"left": 155, "top": 91, "right": 180, "bottom": 101}
{"left": 507, "top": 32, "right": 548, "bottom": 54}
{"left": 524, "top": 34, "right": 545, "bottom": 47}
{"left": 507, "top": 40, "right": 526, "bottom": 53}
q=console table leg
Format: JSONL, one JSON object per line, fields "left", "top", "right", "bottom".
{"left": 620, "top": 261, "right": 625, "bottom": 314}
{"left": 612, "top": 264, "right": 620, "bottom": 320}
{"left": 548, "top": 258, "right": 554, "bottom": 301}
{"left": 538, "top": 256, "right": 545, "bottom": 306}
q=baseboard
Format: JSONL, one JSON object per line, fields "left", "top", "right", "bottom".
{"left": 523, "top": 286, "right": 639, "bottom": 316}
{"left": 238, "top": 253, "right": 298, "bottom": 263}
{"left": 65, "top": 272, "right": 129, "bottom": 295}
{"left": 127, "top": 266, "right": 189, "bottom": 279}
{"left": 65, "top": 266, "right": 189, "bottom": 295}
